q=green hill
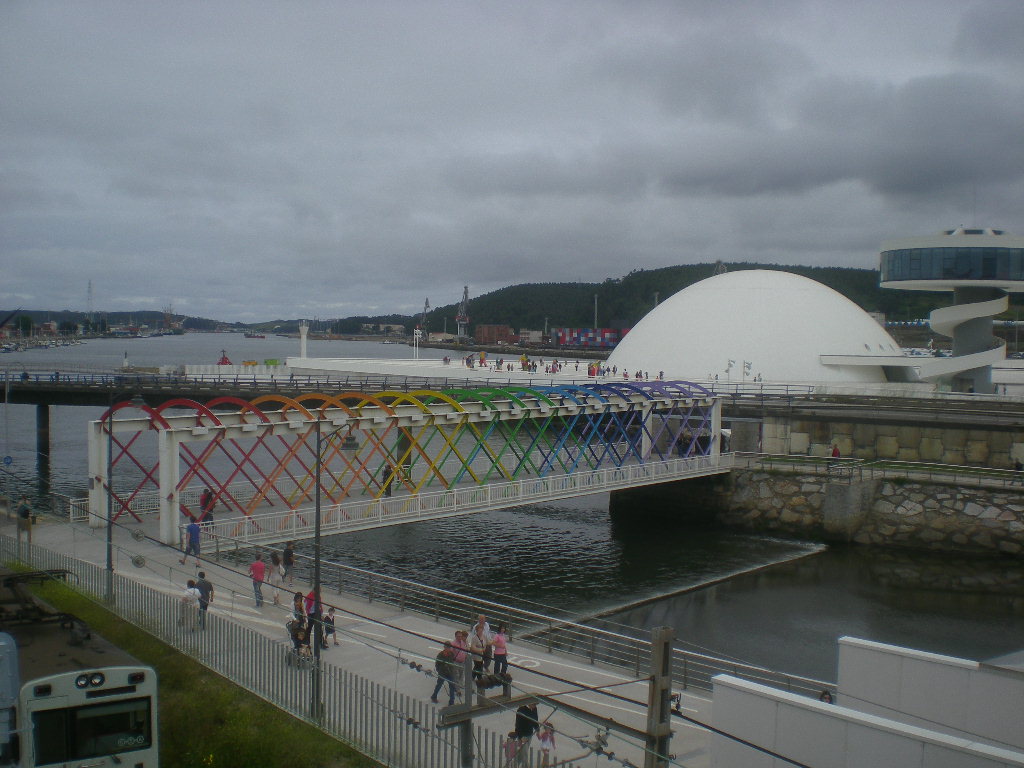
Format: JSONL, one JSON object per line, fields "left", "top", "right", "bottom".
{"left": 5, "top": 263, "right": 960, "bottom": 336}
{"left": 421, "top": 263, "right": 949, "bottom": 334}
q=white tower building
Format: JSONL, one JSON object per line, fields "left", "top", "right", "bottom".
{"left": 880, "top": 227, "right": 1024, "bottom": 394}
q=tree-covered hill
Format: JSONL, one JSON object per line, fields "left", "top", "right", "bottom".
{"left": 423, "top": 263, "right": 949, "bottom": 333}
{"left": 4, "top": 263, "right": 958, "bottom": 336}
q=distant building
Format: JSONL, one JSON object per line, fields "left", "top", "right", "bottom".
{"left": 518, "top": 329, "right": 544, "bottom": 345}
{"left": 880, "top": 226, "right": 1024, "bottom": 393}
{"left": 554, "top": 328, "right": 625, "bottom": 348}
{"left": 474, "top": 324, "right": 516, "bottom": 345}
{"left": 428, "top": 332, "right": 456, "bottom": 343}
{"left": 608, "top": 270, "right": 910, "bottom": 384}
{"left": 362, "top": 323, "right": 406, "bottom": 335}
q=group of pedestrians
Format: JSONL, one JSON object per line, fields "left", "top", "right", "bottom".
{"left": 246, "top": 541, "right": 296, "bottom": 609}
{"left": 429, "top": 613, "right": 511, "bottom": 703}
{"left": 287, "top": 588, "right": 338, "bottom": 661}
{"left": 178, "top": 571, "right": 214, "bottom": 631}
{"left": 505, "top": 702, "right": 556, "bottom": 766}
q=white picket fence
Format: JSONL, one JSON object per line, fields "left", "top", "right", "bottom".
{"left": 1, "top": 536, "right": 567, "bottom": 768}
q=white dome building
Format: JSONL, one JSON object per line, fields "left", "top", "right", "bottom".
{"left": 608, "top": 269, "right": 913, "bottom": 384}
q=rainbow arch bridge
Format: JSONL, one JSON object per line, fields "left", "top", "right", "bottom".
{"left": 86, "top": 380, "right": 730, "bottom": 545}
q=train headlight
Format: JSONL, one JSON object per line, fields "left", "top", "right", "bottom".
{"left": 89, "top": 673, "right": 105, "bottom": 687}
{"left": 75, "top": 674, "right": 90, "bottom": 689}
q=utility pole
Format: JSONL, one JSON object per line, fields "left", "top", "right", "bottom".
{"left": 594, "top": 294, "right": 598, "bottom": 329}
{"left": 645, "top": 627, "right": 675, "bottom": 768}
{"left": 439, "top": 627, "right": 675, "bottom": 767}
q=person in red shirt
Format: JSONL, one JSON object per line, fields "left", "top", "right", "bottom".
{"left": 248, "top": 553, "right": 267, "bottom": 608}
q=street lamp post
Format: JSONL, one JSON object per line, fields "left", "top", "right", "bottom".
{"left": 105, "top": 402, "right": 114, "bottom": 603}
{"left": 311, "top": 411, "right": 324, "bottom": 722}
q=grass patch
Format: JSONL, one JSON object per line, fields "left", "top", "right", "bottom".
{"left": 32, "top": 580, "right": 381, "bottom": 768}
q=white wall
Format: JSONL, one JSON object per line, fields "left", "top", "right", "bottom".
{"left": 837, "top": 637, "right": 1024, "bottom": 751}
{"left": 711, "top": 674, "right": 1024, "bottom": 768}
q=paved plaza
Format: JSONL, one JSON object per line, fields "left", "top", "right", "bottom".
{"left": 20, "top": 510, "right": 713, "bottom": 767}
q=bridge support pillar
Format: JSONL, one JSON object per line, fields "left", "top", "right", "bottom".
{"left": 87, "top": 418, "right": 106, "bottom": 529}
{"left": 158, "top": 430, "right": 181, "bottom": 545}
{"left": 35, "top": 404, "right": 50, "bottom": 495}
{"left": 822, "top": 479, "right": 878, "bottom": 541}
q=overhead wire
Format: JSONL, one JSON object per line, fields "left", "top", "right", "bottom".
{"left": 67, "top": 516, "right": 816, "bottom": 767}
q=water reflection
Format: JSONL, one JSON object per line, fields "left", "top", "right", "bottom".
{"left": 603, "top": 546, "right": 1024, "bottom": 682}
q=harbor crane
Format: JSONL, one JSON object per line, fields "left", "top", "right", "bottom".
{"left": 420, "top": 298, "right": 430, "bottom": 331}
{"left": 455, "top": 286, "right": 469, "bottom": 339}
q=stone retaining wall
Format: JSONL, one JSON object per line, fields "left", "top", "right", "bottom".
{"left": 762, "top": 417, "right": 1024, "bottom": 469}
{"left": 718, "top": 470, "right": 1024, "bottom": 554}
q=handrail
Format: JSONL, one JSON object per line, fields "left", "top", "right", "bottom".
{"left": 187, "top": 454, "right": 734, "bottom": 544}
{"left": 734, "top": 452, "right": 1024, "bottom": 491}
{"left": 206, "top": 529, "right": 832, "bottom": 698}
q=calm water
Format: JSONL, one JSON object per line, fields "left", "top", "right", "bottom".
{"left": 3, "top": 335, "right": 1024, "bottom": 681}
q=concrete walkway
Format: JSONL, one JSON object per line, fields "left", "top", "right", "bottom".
{"left": 22, "top": 511, "right": 713, "bottom": 767}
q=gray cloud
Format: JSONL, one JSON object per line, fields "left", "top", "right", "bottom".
{"left": 2, "top": 1, "right": 1023, "bottom": 322}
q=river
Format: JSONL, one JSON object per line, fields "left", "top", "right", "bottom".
{"left": 2, "top": 334, "right": 1023, "bottom": 682}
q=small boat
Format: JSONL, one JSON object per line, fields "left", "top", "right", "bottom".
{"left": 217, "top": 350, "right": 233, "bottom": 365}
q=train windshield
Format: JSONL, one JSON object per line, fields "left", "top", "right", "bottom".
{"left": 31, "top": 697, "right": 152, "bottom": 765}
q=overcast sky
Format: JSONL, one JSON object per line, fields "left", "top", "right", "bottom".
{"left": 3, "top": 1, "right": 1023, "bottom": 323}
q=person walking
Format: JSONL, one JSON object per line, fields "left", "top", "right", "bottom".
{"left": 282, "top": 541, "right": 295, "bottom": 586}
{"left": 248, "top": 553, "right": 267, "bottom": 608}
{"left": 829, "top": 443, "right": 840, "bottom": 469}
{"left": 179, "top": 519, "right": 201, "bottom": 566}
{"left": 291, "top": 590, "right": 305, "bottom": 623}
{"left": 538, "top": 722, "right": 556, "bottom": 767}
{"left": 15, "top": 495, "right": 33, "bottom": 550}
{"left": 430, "top": 641, "right": 458, "bottom": 705}
{"left": 198, "top": 487, "right": 216, "bottom": 525}
{"left": 180, "top": 578, "right": 201, "bottom": 631}
{"left": 268, "top": 552, "right": 284, "bottom": 605}
{"left": 469, "top": 614, "right": 494, "bottom": 672}
{"left": 493, "top": 623, "right": 510, "bottom": 677}
{"left": 195, "top": 571, "right": 214, "bottom": 630}
{"left": 305, "top": 588, "right": 324, "bottom": 650}
{"left": 323, "top": 606, "right": 338, "bottom": 646}
{"left": 468, "top": 623, "right": 490, "bottom": 680}
{"left": 514, "top": 702, "right": 540, "bottom": 763}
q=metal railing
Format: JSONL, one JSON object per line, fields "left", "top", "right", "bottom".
{"left": 734, "top": 452, "right": 1024, "bottom": 491}
{"left": 0, "top": 535, "right": 569, "bottom": 768}
{"left": 194, "top": 453, "right": 734, "bottom": 544}
{"left": 205, "top": 535, "right": 831, "bottom": 699}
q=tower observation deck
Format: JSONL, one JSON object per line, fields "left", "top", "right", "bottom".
{"left": 880, "top": 227, "right": 1024, "bottom": 394}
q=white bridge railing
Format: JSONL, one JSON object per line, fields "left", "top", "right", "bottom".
{"left": 195, "top": 453, "right": 735, "bottom": 545}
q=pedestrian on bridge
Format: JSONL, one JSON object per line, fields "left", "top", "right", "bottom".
{"left": 248, "top": 553, "right": 267, "bottom": 608}
{"left": 468, "top": 622, "right": 491, "bottom": 680}
{"left": 179, "top": 578, "right": 201, "bottom": 631}
{"left": 430, "top": 641, "right": 458, "bottom": 705}
{"left": 15, "top": 496, "right": 33, "bottom": 550}
{"left": 291, "top": 591, "right": 305, "bottom": 624}
{"left": 179, "top": 520, "right": 201, "bottom": 567}
{"left": 196, "top": 571, "right": 214, "bottom": 630}
{"left": 492, "top": 624, "right": 509, "bottom": 677}
{"left": 452, "top": 629, "right": 468, "bottom": 664}
{"left": 470, "top": 614, "right": 494, "bottom": 672}
{"left": 282, "top": 541, "right": 295, "bottom": 586}
{"left": 199, "top": 487, "right": 216, "bottom": 525}
{"left": 268, "top": 552, "right": 284, "bottom": 605}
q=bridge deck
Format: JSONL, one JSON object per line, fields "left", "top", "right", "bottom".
{"left": 24, "top": 509, "right": 719, "bottom": 767}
